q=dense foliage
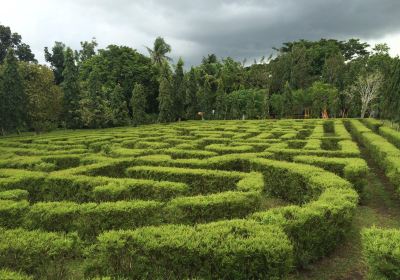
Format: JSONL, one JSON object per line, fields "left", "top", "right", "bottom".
{"left": 1, "top": 24, "right": 399, "bottom": 135}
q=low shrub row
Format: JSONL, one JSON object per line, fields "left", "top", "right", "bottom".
{"left": 165, "top": 191, "right": 261, "bottom": 224}
{"left": 204, "top": 143, "right": 254, "bottom": 154}
{"left": 250, "top": 158, "right": 358, "bottom": 266}
{"left": 92, "top": 179, "right": 189, "bottom": 201}
{"left": 293, "top": 155, "right": 368, "bottom": 194}
{"left": 85, "top": 220, "right": 293, "bottom": 279}
{"left": 126, "top": 165, "right": 244, "bottom": 194}
{"left": 0, "top": 189, "right": 29, "bottom": 200}
{"left": 379, "top": 126, "right": 400, "bottom": 149}
{"left": 0, "top": 227, "right": 80, "bottom": 279}
{"left": 362, "top": 227, "right": 400, "bottom": 280}
{"left": 346, "top": 120, "right": 400, "bottom": 192}
{"left": 0, "top": 168, "right": 191, "bottom": 202}
{"left": 24, "top": 200, "right": 162, "bottom": 239}
{"left": 0, "top": 269, "right": 32, "bottom": 280}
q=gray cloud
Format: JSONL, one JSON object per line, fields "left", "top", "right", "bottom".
{"left": 1, "top": 0, "right": 400, "bottom": 65}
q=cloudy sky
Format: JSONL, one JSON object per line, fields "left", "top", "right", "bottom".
{"left": 1, "top": 0, "right": 400, "bottom": 65}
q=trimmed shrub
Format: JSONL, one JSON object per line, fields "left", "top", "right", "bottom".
{"left": 379, "top": 126, "right": 400, "bottom": 149}
{"left": 93, "top": 180, "right": 188, "bottom": 201}
{"left": 0, "top": 269, "right": 33, "bottom": 280}
{"left": 126, "top": 165, "right": 243, "bottom": 194}
{"left": 0, "top": 227, "right": 80, "bottom": 279}
{"left": 250, "top": 158, "right": 358, "bottom": 266}
{"left": 346, "top": 120, "right": 400, "bottom": 192}
{"left": 0, "top": 189, "right": 29, "bottom": 200}
{"left": 362, "top": 227, "right": 400, "bottom": 280}
{"left": 204, "top": 143, "right": 254, "bottom": 154}
{"left": 85, "top": 220, "right": 294, "bottom": 279}
{"left": 165, "top": 191, "right": 261, "bottom": 224}
{"left": 293, "top": 155, "right": 368, "bottom": 194}
{"left": 0, "top": 199, "right": 29, "bottom": 228}
{"left": 362, "top": 118, "right": 383, "bottom": 132}
{"left": 25, "top": 200, "right": 163, "bottom": 239}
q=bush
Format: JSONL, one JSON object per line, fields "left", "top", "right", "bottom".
{"left": 379, "top": 126, "right": 400, "bottom": 149}
{"left": 0, "top": 269, "right": 33, "bottom": 280}
{"left": 85, "top": 220, "right": 293, "bottom": 279}
{"left": 126, "top": 165, "right": 243, "bottom": 194}
{"left": 92, "top": 179, "right": 188, "bottom": 201}
{"left": 0, "top": 199, "right": 29, "bottom": 228}
{"left": 0, "top": 189, "right": 29, "bottom": 200}
{"left": 24, "top": 200, "right": 163, "bottom": 239}
{"left": 346, "top": 120, "right": 400, "bottom": 192}
{"left": 362, "top": 227, "right": 400, "bottom": 280}
{"left": 293, "top": 155, "right": 368, "bottom": 194}
{"left": 0, "top": 227, "right": 80, "bottom": 279}
{"left": 165, "top": 191, "right": 261, "bottom": 224}
{"left": 250, "top": 158, "right": 358, "bottom": 266}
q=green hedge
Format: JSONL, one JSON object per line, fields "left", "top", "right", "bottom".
{"left": 379, "top": 126, "right": 400, "bottom": 149}
{"left": 0, "top": 189, "right": 29, "bottom": 200}
{"left": 293, "top": 155, "right": 368, "bottom": 194}
{"left": 92, "top": 179, "right": 188, "bottom": 201}
{"left": 0, "top": 199, "right": 29, "bottom": 228}
{"left": 347, "top": 120, "right": 400, "bottom": 192}
{"left": 250, "top": 158, "right": 358, "bottom": 266}
{"left": 165, "top": 191, "right": 261, "bottom": 224}
{"left": 362, "top": 118, "right": 383, "bottom": 132}
{"left": 0, "top": 227, "right": 80, "bottom": 279}
{"left": 24, "top": 200, "right": 163, "bottom": 239}
{"left": 85, "top": 220, "right": 293, "bottom": 279}
{"left": 204, "top": 143, "right": 254, "bottom": 154}
{"left": 362, "top": 227, "right": 400, "bottom": 280}
{"left": 126, "top": 165, "right": 243, "bottom": 194}
{"left": 0, "top": 269, "right": 33, "bottom": 280}
{"left": 41, "top": 155, "right": 81, "bottom": 169}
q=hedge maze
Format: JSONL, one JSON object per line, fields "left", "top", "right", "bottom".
{"left": 0, "top": 119, "right": 383, "bottom": 279}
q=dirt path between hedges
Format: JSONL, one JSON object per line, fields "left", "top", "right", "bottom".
{"left": 286, "top": 146, "right": 400, "bottom": 280}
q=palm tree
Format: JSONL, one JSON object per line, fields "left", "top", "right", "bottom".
{"left": 146, "top": 37, "right": 172, "bottom": 66}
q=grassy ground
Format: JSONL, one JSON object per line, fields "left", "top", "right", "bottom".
{"left": 287, "top": 148, "right": 400, "bottom": 280}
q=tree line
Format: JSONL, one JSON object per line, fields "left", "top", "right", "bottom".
{"left": 0, "top": 24, "right": 399, "bottom": 134}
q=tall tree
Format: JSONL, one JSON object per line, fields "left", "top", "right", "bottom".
{"left": 200, "top": 75, "right": 215, "bottom": 116}
{"left": 185, "top": 67, "right": 198, "bottom": 120}
{"left": 0, "top": 48, "right": 26, "bottom": 134}
{"left": 281, "top": 82, "right": 294, "bottom": 117}
{"left": 173, "top": 58, "right": 185, "bottom": 120}
{"left": 76, "top": 38, "right": 98, "bottom": 63}
{"left": 44, "top": 42, "right": 66, "bottom": 85}
{"left": 347, "top": 71, "right": 383, "bottom": 118}
{"left": 61, "top": 48, "right": 81, "bottom": 128}
{"left": 79, "top": 71, "right": 108, "bottom": 128}
{"left": 0, "top": 24, "right": 36, "bottom": 63}
{"left": 146, "top": 37, "right": 172, "bottom": 66}
{"left": 383, "top": 59, "right": 400, "bottom": 122}
{"left": 109, "top": 84, "right": 130, "bottom": 126}
{"left": 158, "top": 62, "right": 174, "bottom": 123}
{"left": 130, "top": 83, "right": 147, "bottom": 126}
{"left": 19, "top": 63, "right": 63, "bottom": 132}
{"left": 308, "top": 81, "right": 339, "bottom": 118}
{"left": 80, "top": 45, "right": 157, "bottom": 117}
{"left": 215, "top": 79, "right": 227, "bottom": 119}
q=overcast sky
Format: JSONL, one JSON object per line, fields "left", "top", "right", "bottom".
{"left": 1, "top": 0, "right": 400, "bottom": 65}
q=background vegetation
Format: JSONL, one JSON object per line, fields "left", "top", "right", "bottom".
{"left": 0, "top": 24, "right": 399, "bottom": 135}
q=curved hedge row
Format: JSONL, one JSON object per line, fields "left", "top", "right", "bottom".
{"left": 84, "top": 157, "right": 358, "bottom": 278}
{"left": 346, "top": 120, "right": 400, "bottom": 192}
